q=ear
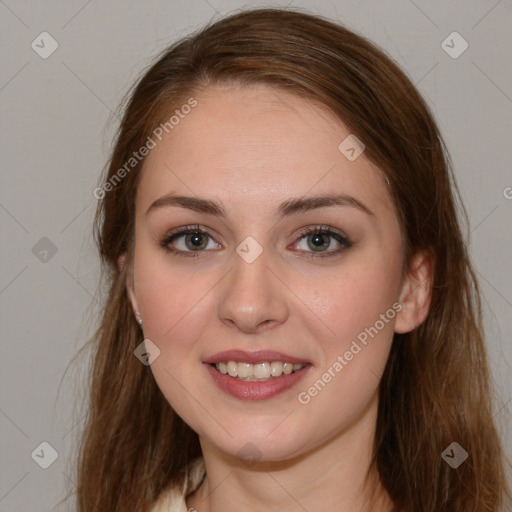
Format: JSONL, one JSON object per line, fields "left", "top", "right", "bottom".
{"left": 119, "top": 253, "right": 140, "bottom": 319}
{"left": 394, "top": 250, "right": 433, "bottom": 334}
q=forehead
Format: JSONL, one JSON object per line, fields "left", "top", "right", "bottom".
{"left": 137, "top": 83, "right": 394, "bottom": 220}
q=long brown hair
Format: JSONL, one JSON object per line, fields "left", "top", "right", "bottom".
{"left": 75, "top": 8, "right": 510, "bottom": 511}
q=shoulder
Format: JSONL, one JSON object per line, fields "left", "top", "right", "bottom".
{"left": 149, "top": 457, "right": 206, "bottom": 512}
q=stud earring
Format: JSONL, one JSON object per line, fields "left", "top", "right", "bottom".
{"left": 136, "top": 312, "right": 143, "bottom": 326}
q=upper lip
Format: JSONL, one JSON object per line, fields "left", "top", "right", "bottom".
{"left": 203, "top": 349, "right": 311, "bottom": 365}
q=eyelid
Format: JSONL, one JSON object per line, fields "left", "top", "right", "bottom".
{"left": 160, "top": 224, "right": 220, "bottom": 256}
{"left": 160, "top": 224, "right": 352, "bottom": 258}
{"left": 294, "top": 224, "right": 350, "bottom": 244}
{"left": 290, "top": 225, "right": 352, "bottom": 258}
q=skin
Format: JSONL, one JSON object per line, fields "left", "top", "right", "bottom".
{"left": 126, "top": 83, "right": 432, "bottom": 512}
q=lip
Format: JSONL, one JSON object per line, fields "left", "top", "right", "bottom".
{"left": 204, "top": 362, "right": 312, "bottom": 400}
{"left": 203, "top": 349, "right": 311, "bottom": 365}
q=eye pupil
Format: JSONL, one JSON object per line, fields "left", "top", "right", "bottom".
{"left": 187, "top": 233, "right": 207, "bottom": 250}
{"left": 309, "top": 233, "right": 329, "bottom": 251}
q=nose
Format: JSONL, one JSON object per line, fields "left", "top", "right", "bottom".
{"left": 218, "top": 247, "right": 289, "bottom": 334}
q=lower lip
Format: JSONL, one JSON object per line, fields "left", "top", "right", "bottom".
{"left": 204, "top": 363, "right": 311, "bottom": 400}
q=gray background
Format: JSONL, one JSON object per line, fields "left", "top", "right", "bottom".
{"left": 1, "top": 1, "right": 511, "bottom": 511}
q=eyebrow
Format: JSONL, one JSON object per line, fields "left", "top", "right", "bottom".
{"left": 146, "top": 193, "right": 375, "bottom": 219}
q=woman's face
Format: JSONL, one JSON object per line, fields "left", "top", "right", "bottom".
{"left": 128, "top": 83, "right": 412, "bottom": 461}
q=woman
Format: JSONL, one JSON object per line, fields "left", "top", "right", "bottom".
{"left": 77, "top": 8, "right": 510, "bottom": 512}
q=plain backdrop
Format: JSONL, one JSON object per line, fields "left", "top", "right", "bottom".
{"left": 1, "top": 1, "right": 511, "bottom": 510}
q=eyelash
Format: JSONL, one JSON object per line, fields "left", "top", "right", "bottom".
{"left": 159, "top": 224, "right": 353, "bottom": 259}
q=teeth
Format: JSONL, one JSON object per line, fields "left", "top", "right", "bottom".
{"left": 214, "top": 361, "right": 306, "bottom": 380}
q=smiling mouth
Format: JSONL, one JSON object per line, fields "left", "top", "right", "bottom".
{"left": 211, "top": 361, "right": 308, "bottom": 381}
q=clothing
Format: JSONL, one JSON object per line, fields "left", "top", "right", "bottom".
{"left": 149, "top": 457, "right": 206, "bottom": 512}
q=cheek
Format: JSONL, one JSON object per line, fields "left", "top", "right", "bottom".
{"left": 133, "top": 245, "right": 214, "bottom": 342}
{"left": 132, "top": 251, "right": 215, "bottom": 420}
{"left": 292, "top": 246, "right": 402, "bottom": 414}
{"left": 300, "top": 248, "right": 402, "bottom": 347}
{"left": 294, "top": 272, "right": 399, "bottom": 436}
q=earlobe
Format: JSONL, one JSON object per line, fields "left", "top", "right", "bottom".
{"left": 120, "top": 253, "right": 140, "bottom": 321}
{"left": 126, "top": 275, "right": 139, "bottom": 318}
{"left": 394, "top": 250, "right": 433, "bottom": 334}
